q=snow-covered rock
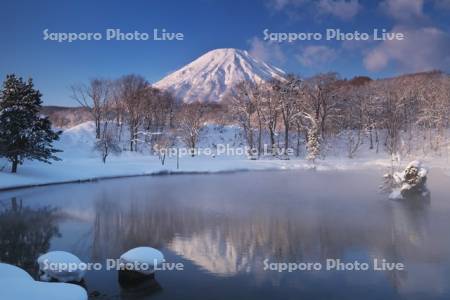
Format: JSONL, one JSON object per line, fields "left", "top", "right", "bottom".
{"left": 0, "top": 280, "right": 87, "bottom": 300}
{"left": 388, "top": 161, "right": 429, "bottom": 200}
{"left": 154, "top": 48, "right": 286, "bottom": 103}
{"left": 0, "top": 263, "right": 33, "bottom": 281}
{"left": 37, "top": 251, "right": 86, "bottom": 282}
{"left": 119, "top": 247, "right": 165, "bottom": 275}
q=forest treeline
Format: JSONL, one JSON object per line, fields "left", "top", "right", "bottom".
{"left": 68, "top": 71, "right": 450, "bottom": 162}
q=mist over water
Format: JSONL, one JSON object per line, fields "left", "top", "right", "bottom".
{"left": 1, "top": 169, "right": 450, "bottom": 300}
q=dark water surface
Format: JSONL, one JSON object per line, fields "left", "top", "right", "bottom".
{"left": 1, "top": 169, "right": 450, "bottom": 300}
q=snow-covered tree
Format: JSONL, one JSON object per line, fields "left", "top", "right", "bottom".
{"left": 0, "top": 74, "right": 61, "bottom": 173}
{"left": 305, "top": 115, "right": 320, "bottom": 165}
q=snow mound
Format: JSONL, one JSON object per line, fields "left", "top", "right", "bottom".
{"left": 0, "top": 263, "right": 33, "bottom": 281}
{"left": 120, "top": 247, "right": 165, "bottom": 275}
{"left": 37, "top": 251, "right": 86, "bottom": 282}
{"left": 0, "top": 280, "right": 87, "bottom": 300}
{"left": 0, "top": 263, "right": 87, "bottom": 300}
{"left": 59, "top": 122, "right": 96, "bottom": 146}
{"left": 154, "top": 48, "right": 286, "bottom": 103}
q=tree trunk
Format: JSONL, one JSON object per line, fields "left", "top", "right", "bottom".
{"left": 102, "top": 145, "right": 108, "bottom": 164}
{"left": 95, "top": 119, "right": 101, "bottom": 139}
{"left": 258, "top": 120, "right": 262, "bottom": 157}
{"left": 130, "top": 126, "right": 135, "bottom": 152}
{"left": 11, "top": 157, "right": 18, "bottom": 173}
{"left": 246, "top": 122, "right": 254, "bottom": 150}
{"left": 269, "top": 128, "right": 275, "bottom": 155}
{"left": 369, "top": 127, "right": 374, "bottom": 150}
{"left": 284, "top": 123, "right": 289, "bottom": 152}
{"left": 376, "top": 129, "right": 380, "bottom": 153}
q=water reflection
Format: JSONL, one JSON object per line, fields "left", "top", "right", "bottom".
{"left": 86, "top": 173, "right": 440, "bottom": 281}
{"left": 1, "top": 170, "right": 449, "bottom": 300}
{"left": 0, "top": 197, "right": 60, "bottom": 276}
{"left": 119, "top": 276, "right": 162, "bottom": 299}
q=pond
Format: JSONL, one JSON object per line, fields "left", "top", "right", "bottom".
{"left": 1, "top": 169, "right": 450, "bottom": 300}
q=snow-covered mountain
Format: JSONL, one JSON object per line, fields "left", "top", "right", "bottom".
{"left": 154, "top": 48, "right": 286, "bottom": 103}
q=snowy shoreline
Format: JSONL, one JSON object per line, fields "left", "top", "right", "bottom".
{"left": 0, "top": 154, "right": 395, "bottom": 192}
{"left": 0, "top": 168, "right": 262, "bottom": 192}
{"left": 1, "top": 121, "right": 448, "bottom": 192}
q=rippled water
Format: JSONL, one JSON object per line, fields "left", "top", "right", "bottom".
{"left": 1, "top": 169, "right": 450, "bottom": 299}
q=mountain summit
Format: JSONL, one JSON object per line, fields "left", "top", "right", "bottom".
{"left": 154, "top": 48, "right": 286, "bottom": 103}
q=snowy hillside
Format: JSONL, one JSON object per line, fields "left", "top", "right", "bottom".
{"left": 154, "top": 48, "right": 286, "bottom": 103}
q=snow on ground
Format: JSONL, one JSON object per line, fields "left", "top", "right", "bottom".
{"left": 0, "top": 263, "right": 87, "bottom": 300}
{"left": 0, "top": 121, "right": 448, "bottom": 191}
{"left": 0, "top": 280, "right": 87, "bottom": 300}
{"left": 0, "top": 263, "right": 33, "bottom": 281}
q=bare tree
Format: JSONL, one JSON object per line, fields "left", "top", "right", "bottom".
{"left": 417, "top": 72, "right": 450, "bottom": 154}
{"left": 304, "top": 73, "right": 341, "bottom": 138}
{"left": 115, "top": 75, "right": 148, "bottom": 151}
{"left": 177, "top": 102, "right": 207, "bottom": 156}
{"left": 141, "top": 88, "right": 176, "bottom": 148}
{"left": 259, "top": 80, "right": 280, "bottom": 155}
{"left": 153, "top": 129, "right": 176, "bottom": 166}
{"left": 95, "top": 122, "right": 121, "bottom": 163}
{"left": 275, "top": 74, "right": 302, "bottom": 153}
{"left": 226, "top": 81, "right": 259, "bottom": 152}
{"left": 373, "top": 80, "right": 405, "bottom": 161}
{"left": 71, "top": 78, "right": 110, "bottom": 139}
{"left": 109, "top": 81, "right": 127, "bottom": 143}
{"left": 338, "top": 78, "right": 372, "bottom": 158}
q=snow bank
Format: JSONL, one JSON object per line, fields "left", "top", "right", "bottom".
{"left": 37, "top": 251, "right": 86, "bottom": 282}
{"left": 120, "top": 247, "right": 165, "bottom": 275}
{"left": 0, "top": 263, "right": 87, "bottom": 300}
{"left": 0, "top": 280, "right": 87, "bottom": 300}
{"left": 3, "top": 121, "right": 445, "bottom": 192}
{"left": 0, "top": 263, "right": 33, "bottom": 281}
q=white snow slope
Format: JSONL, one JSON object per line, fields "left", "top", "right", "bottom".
{"left": 0, "top": 121, "right": 402, "bottom": 191}
{"left": 2, "top": 121, "right": 448, "bottom": 191}
{"left": 154, "top": 48, "right": 286, "bottom": 103}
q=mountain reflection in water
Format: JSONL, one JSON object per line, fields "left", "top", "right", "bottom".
{"left": 1, "top": 169, "right": 449, "bottom": 300}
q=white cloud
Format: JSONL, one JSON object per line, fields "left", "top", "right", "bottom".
{"left": 363, "top": 26, "right": 450, "bottom": 73}
{"left": 296, "top": 45, "right": 337, "bottom": 67}
{"left": 248, "top": 37, "right": 286, "bottom": 64}
{"left": 317, "top": 0, "right": 361, "bottom": 21}
{"left": 380, "top": 0, "right": 424, "bottom": 22}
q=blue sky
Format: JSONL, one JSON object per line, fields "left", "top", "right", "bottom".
{"left": 1, "top": 0, "right": 449, "bottom": 106}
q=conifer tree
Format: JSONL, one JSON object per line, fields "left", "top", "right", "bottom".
{"left": 0, "top": 74, "right": 61, "bottom": 173}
